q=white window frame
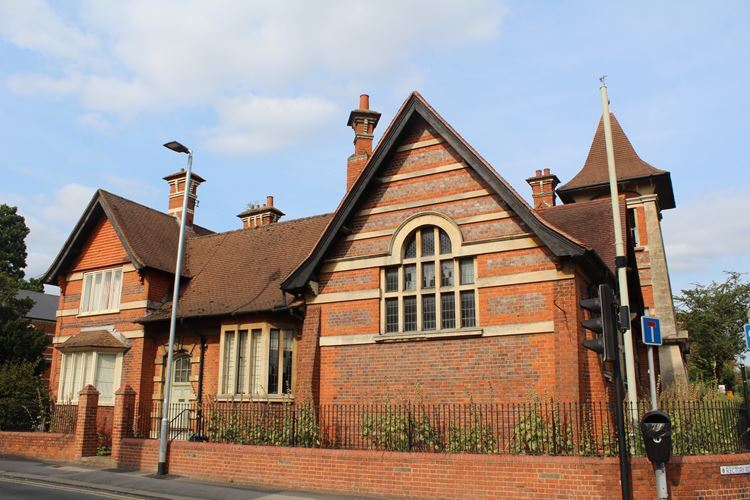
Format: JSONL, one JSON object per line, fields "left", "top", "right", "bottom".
{"left": 217, "top": 323, "right": 297, "bottom": 400}
{"left": 57, "top": 350, "right": 124, "bottom": 406}
{"left": 380, "top": 214, "right": 479, "bottom": 335}
{"left": 78, "top": 267, "right": 124, "bottom": 316}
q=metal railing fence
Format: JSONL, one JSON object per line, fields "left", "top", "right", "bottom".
{"left": 130, "top": 399, "right": 748, "bottom": 457}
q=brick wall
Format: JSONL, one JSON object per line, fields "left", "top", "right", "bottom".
{"left": 0, "top": 432, "right": 76, "bottom": 462}
{"left": 319, "top": 334, "right": 560, "bottom": 404}
{"left": 117, "top": 438, "right": 750, "bottom": 499}
{"left": 311, "top": 115, "right": 607, "bottom": 407}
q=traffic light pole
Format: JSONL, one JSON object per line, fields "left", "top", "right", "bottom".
{"left": 599, "top": 80, "right": 639, "bottom": 414}
{"left": 613, "top": 337, "right": 633, "bottom": 500}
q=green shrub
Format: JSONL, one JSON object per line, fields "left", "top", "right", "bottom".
{"left": 0, "top": 361, "right": 48, "bottom": 431}
{"left": 360, "top": 404, "right": 441, "bottom": 451}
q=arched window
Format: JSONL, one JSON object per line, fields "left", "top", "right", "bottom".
{"left": 173, "top": 355, "right": 192, "bottom": 384}
{"left": 382, "top": 224, "right": 477, "bottom": 334}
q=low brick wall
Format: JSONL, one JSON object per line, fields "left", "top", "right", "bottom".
{"left": 0, "top": 432, "right": 76, "bottom": 462}
{"left": 118, "top": 439, "right": 750, "bottom": 499}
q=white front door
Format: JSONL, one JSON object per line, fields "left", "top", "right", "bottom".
{"left": 168, "top": 356, "right": 194, "bottom": 437}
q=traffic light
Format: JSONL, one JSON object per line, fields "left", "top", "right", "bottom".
{"left": 580, "top": 284, "right": 618, "bottom": 362}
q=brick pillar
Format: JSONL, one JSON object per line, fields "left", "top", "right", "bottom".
{"left": 112, "top": 385, "right": 137, "bottom": 464}
{"left": 74, "top": 385, "right": 100, "bottom": 458}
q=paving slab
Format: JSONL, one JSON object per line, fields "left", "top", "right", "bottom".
{"left": 0, "top": 457, "right": 363, "bottom": 499}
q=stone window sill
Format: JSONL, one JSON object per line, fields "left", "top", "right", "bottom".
{"left": 214, "top": 394, "right": 293, "bottom": 403}
{"left": 375, "top": 328, "right": 483, "bottom": 343}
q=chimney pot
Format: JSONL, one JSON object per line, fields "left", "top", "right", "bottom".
{"left": 346, "top": 93, "right": 381, "bottom": 191}
{"left": 238, "top": 196, "right": 284, "bottom": 229}
{"left": 526, "top": 168, "right": 560, "bottom": 209}
{"left": 163, "top": 169, "right": 205, "bottom": 226}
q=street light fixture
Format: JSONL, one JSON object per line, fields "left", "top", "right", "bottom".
{"left": 157, "top": 140, "right": 193, "bottom": 476}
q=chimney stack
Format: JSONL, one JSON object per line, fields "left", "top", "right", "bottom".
{"left": 163, "top": 169, "right": 205, "bottom": 226}
{"left": 237, "top": 195, "right": 285, "bottom": 229}
{"left": 346, "top": 94, "right": 381, "bottom": 191}
{"left": 525, "top": 168, "right": 560, "bottom": 209}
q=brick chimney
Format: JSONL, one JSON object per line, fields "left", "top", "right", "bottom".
{"left": 163, "top": 169, "right": 205, "bottom": 226}
{"left": 237, "top": 195, "right": 285, "bottom": 229}
{"left": 346, "top": 94, "right": 381, "bottom": 191}
{"left": 525, "top": 168, "right": 560, "bottom": 209}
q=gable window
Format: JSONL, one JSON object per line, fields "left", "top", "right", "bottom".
{"left": 219, "top": 324, "right": 296, "bottom": 398}
{"left": 58, "top": 351, "right": 122, "bottom": 405}
{"left": 382, "top": 224, "right": 477, "bottom": 334}
{"left": 80, "top": 268, "right": 123, "bottom": 314}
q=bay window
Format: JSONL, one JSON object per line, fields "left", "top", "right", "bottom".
{"left": 58, "top": 350, "right": 122, "bottom": 404}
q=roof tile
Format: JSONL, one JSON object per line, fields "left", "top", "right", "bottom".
{"left": 142, "top": 213, "right": 332, "bottom": 321}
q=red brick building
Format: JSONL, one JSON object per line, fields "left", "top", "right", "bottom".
{"left": 43, "top": 92, "right": 684, "bottom": 433}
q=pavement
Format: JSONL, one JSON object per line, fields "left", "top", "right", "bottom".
{"left": 0, "top": 457, "right": 363, "bottom": 499}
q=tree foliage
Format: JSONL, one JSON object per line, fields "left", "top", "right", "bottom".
{"left": 0, "top": 204, "right": 49, "bottom": 368}
{"left": 676, "top": 272, "right": 750, "bottom": 385}
{"left": 0, "top": 205, "right": 30, "bottom": 281}
{"left": 0, "top": 361, "right": 47, "bottom": 431}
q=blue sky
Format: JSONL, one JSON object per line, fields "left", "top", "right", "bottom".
{"left": 1, "top": 0, "right": 748, "bottom": 298}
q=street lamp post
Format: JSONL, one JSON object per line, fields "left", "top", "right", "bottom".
{"left": 157, "top": 140, "right": 193, "bottom": 476}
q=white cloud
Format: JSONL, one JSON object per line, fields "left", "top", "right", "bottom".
{"left": 663, "top": 187, "right": 750, "bottom": 272}
{"left": 38, "top": 183, "right": 96, "bottom": 224}
{"left": 0, "top": 0, "right": 100, "bottom": 63}
{"left": 1, "top": 183, "right": 97, "bottom": 279}
{"left": 1, "top": 0, "right": 505, "bottom": 154}
{"left": 205, "top": 95, "right": 338, "bottom": 155}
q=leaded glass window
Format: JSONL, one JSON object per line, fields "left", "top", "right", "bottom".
{"left": 382, "top": 224, "right": 478, "bottom": 334}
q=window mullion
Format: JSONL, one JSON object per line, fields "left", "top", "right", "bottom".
{"left": 453, "top": 282, "right": 463, "bottom": 328}
{"left": 436, "top": 263, "right": 442, "bottom": 330}
{"left": 234, "top": 333, "right": 241, "bottom": 394}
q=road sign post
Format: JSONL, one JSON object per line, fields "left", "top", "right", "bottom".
{"left": 641, "top": 316, "right": 667, "bottom": 499}
{"left": 744, "top": 324, "right": 750, "bottom": 351}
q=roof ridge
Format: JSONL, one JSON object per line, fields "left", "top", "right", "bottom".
{"left": 98, "top": 189, "right": 175, "bottom": 220}
{"left": 539, "top": 197, "right": 615, "bottom": 211}
{"left": 188, "top": 212, "right": 334, "bottom": 241}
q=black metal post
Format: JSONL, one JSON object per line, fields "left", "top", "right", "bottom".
{"left": 613, "top": 348, "right": 633, "bottom": 499}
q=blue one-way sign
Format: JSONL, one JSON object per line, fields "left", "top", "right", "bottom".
{"left": 642, "top": 316, "right": 662, "bottom": 346}
{"left": 744, "top": 324, "right": 750, "bottom": 350}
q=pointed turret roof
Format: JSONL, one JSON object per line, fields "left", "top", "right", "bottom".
{"left": 557, "top": 113, "right": 675, "bottom": 209}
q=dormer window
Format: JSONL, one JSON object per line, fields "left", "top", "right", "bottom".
{"left": 382, "top": 222, "right": 477, "bottom": 335}
{"left": 79, "top": 267, "right": 123, "bottom": 315}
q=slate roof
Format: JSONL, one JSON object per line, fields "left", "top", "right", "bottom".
{"left": 140, "top": 213, "right": 333, "bottom": 322}
{"left": 557, "top": 113, "right": 675, "bottom": 209}
{"left": 44, "top": 189, "right": 213, "bottom": 284}
{"left": 16, "top": 290, "right": 58, "bottom": 321}
{"left": 538, "top": 198, "right": 628, "bottom": 274}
